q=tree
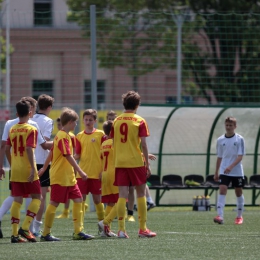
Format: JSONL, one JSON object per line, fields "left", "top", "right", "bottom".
{"left": 182, "top": 0, "right": 260, "bottom": 103}
{"left": 66, "top": 0, "right": 174, "bottom": 91}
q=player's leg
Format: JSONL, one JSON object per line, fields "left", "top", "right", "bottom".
{"left": 56, "top": 199, "right": 70, "bottom": 219}
{"left": 127, "top": 186, "right": 135, "bottom": 221}
{"left": 145, "top": 184, "right": 156, "bottom": 210}
{"left": 76, "top": 178, "right": 87, "bottom": 223}
{"left": 92, "top": 193, "right": 104, "bottom": 221}
{"left": 234, "top": 177, "right": 244, "bottom": 224}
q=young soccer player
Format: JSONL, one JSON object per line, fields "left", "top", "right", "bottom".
{"left": 0, "top": 96, "right": 52, "bottom": 239}
{"left": 31, "top": 94, "right": 54, "bottom": 236}
{"left": 6, "top": 100, "right": 41, "bottom": 243}
{"left": 74, "top": 109, "right": 105, "bottom": 225}
{"left": 40, "top": 108, "right": 94, "bottom": 241}
{"left": 98, "top": 120, "right": 118, "bottom": 237}
{"left": 111, "top": 90, "right": 156, "bottom": 238}
{"left": 213, "top": 116, "right": 246, "bottom": 225}
{"left": 106, "top": 110, "right": 117, "bottom": 121}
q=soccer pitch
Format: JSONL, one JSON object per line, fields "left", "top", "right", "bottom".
{"left": 0, "top": 207, "right": 260, "bottom": 260}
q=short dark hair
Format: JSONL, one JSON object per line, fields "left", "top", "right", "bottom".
{"left": 122, "top": 91, "right": 140, "bottom": 110}
{"left": 37, "top": 94, "right": 54, "bottom": 110}
{"left": 83, "top": 109, "right": 97, "bottom": 120}
{"left": 103, "top": 120, "right": 113, "bottom": 136}
{"left": 20, "top": 96, "right": 37, "bottom": 109}
{"left": 106, "top": 110, "right": 117, "bottom": 120}
{"left": 56, "top": 117, "right": 61, "bottom": 122}
{"left": 16, "top": 100, "right": 30, "bottom": 117}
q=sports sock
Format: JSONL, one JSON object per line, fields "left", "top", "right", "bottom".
{"left": 0, "top": 196, "right": 14, "bottom": 220}
{"left": 73, "top": 202, "right": 83, "bottom": 234}
{"left": 117, "top": 198, "right": 126, "bottom": 232}
{"left": 103, "top": 204, "right": 117, "bottom": 226}
{"left": 42, "top": 204, "right": 57, "bottom": 236}
{"left": 127, "top": 210, "right": 134, "bottom": 216}
{"left": 22, "top": 199, "right": 41, "bottom": 231}
{"left": 63, "top": 208, "right": 70, "bottom": 215}
{"left": 105, "top": 205, "right": 113, "bottom": 217}
{"left": 236, "top": 194, "right": 244, "bottom": 218}
{"left": 10, "top": 201, "right": 21, "bottom": 236}
{"left": 146, "top": 196, "right": 154, "bottom": 204}
{"left": 137, "top": 197, "right": 147, "bottom": 231}
{"left": 81, "top": 201, "right": 86, "bottom": 223}
{"left": 33, "top": 219, "right": 42, "bottom": 233}
{"left": 95, "top": 202, "right": 104, "bottom": 221}
{"left": 25, "top": 197, "right": 32, "bottom": 211}
{"left": 217, "top": 194, "right": 226, "bottom": 218}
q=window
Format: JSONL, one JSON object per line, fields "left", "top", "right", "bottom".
{"left": 32, "top": 80, "right": 53, "bottom": 100}
{"left": 84, "top": 80, "right": 106, "bottom": 109}
{"left": 34, "top": 0, "right": 52, "bottom": 27}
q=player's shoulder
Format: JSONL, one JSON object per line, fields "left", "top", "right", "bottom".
{"left": 32, "top": 114, "right": 53, "bottom": 124}
{"left": 76, "top": 130, "right": 84, "bottom": 137}
{"left": 235, "top": 133, "right": 245, "bottom": 141}
{"left": 217, "top": 134, "right": 225, "bottom": 142}
{"left": 69, "top": 132, "right": 75, "bottom": 138}
{"left": 5, "top": 118, "right": 19, "bottom": 127}
{"left": 102, "top": 138, "right": 112, "bottom": 146}
{"left": 95, "top": 129, "right": 105, "bottom": 135}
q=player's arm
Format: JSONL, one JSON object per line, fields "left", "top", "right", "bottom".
{"left": 141, "top": 137, "right": 151, "bottom": 178}
{"left": 26, "top": 146, "right": 35, "bottom": 183}
{"left": 214, "top": 157, "right": 222, "bottom": 181}
{"left": 0, "top": 140, "right": 7, "bottom": 180}
{"left": 5, "top": 144, "right": 11, "bottom": 167}
{"left": 224, "top": 155, "right": 243, "bottom": 174}
{"left": 38, "top": 150, "right": 52, "bottom": 177}
{"left": 65, "top": 154, "right": 87, "bottom": 181}
{"left": 40, "top": 140, "right": 53, "bottom": 150}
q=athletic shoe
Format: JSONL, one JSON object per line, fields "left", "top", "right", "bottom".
{"left": 11, "top": 235, "right": 27, "bottom": 243}
{"left": 0, "top": 221, "right": 3, "bottom": 238}
{"left": 55, "top": 212, "right": 69, "bottom": 219}
{"left": 98, "top": 221, "right": 115, "bottom": 237}
{"left": 147, "top": 202, "right": 156, "bottom": 211}
{"left": 33, "top": 230, "right": 42, "bottom": 238}
{"left": 73, "top": 231, "right": 94, "bottom": 240}
{"left": 117, "top": 230, "right": 129, "bottom": 238}
{"left": 41, "top": 233, "right": 61, "bottom": 242}
{"left": 107, "top": 231, "right": 117, "bottom": 237}
{"left": 138, "top": 229, "right": 157, "bottom": 238}
{"left": 213, "top": 216, "right": 224, "bottom": 224}
{"left": 127, "top": 215, "right": 135, "bottom": 222}
{"left": 133, "top": 204, "right": 138, "bottom": 211}
{"left": 18, "top": 227, "right": 37, "bottom": 242}
{"left": 235, "top": 217, "right": 243, "bottom": 225}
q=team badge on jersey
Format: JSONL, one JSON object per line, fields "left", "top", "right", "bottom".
{"left": 91, "top": 138, "right": 96, "bottom": 142}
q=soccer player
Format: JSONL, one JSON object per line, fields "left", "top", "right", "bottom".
{"left": 31, "top": 94, "right": 54, "bottom": 236}
{"left": 74, "top": 109, "right": 105, "bottom": 225}
{"left": 106, "top": 110, "right": 117, "bottom": 121}
{"left": 0, "top": 96, "right": 52, "bottom": 239}
{"left": 111, "top": 90, "right": 156, "bottom": 238}
{"left": 213, "top": 116, "right": 246, "bottom": 225}
{"left": 6, "top": 100, "right": 41, "bottom": 243}
{"left": 40, "top": 108, "right": 94, "bottom": 241}
{"left": 98, "top": 120, "right": 118, "bottom": 237}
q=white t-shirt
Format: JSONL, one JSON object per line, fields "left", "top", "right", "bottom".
{"left": 216, "top": 133, "right": 245, "bottom": 177}
{"left": 31, "top": 113, "right": 53, "bottom": 164}
{"left": 2, "top": 117, "right": 45, "bottom": 145}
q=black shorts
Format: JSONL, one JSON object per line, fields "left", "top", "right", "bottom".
{"left": 219, "top": 175, "right": 245, "bottom": 188}
{"left": 37, "top": 164, "right": 50, "bottom": 187}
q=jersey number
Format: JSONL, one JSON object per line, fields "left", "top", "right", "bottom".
{"left": 120, "top": 123, "right": 128, "bottom": 143}
{"left": 12, "top": 135, "right": 25, "bottom": 156}
{"left": 103, "top": 151, "right": 109, "bottom": 171}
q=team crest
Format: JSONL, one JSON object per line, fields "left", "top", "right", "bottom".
{"left": 234, "top": 142, "right": 237, "bottom": 146}
{"left": 91, "top": 138, "right": 96, "bottom": 142}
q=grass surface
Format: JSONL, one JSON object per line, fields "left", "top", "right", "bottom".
{"left": 0, "top": 206, "right": 260, "bottom": 260}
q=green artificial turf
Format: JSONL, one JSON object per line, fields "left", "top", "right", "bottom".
{"left": 0, "top": 207, "right": 260, "bottom": 260}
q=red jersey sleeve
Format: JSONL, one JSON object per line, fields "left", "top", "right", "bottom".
{"left": 71, "top": 136, "right": 76, "bottom": 148}
{"left": 75, "top": 138, "right": 82, "bottom": 154}
{"left": 101, "top": 135, "right": 107, "bottom": 144}
{"left": 57, "top": 138, "right": 71, "bottom": 155}
{"left": 26, "top": 129, "right": 38, "bottom": 148}
{"left": 110, "top": 126, "right": 114, "bottom": 138}
{"left": 6, "top": 137, "right": 11, "bottom": 146}
{"left": 139, "top": 120, "right": 150, "bottom": 137}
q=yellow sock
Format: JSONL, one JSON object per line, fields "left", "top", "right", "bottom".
{"left": 81, "top": 201, "right": 86, "bottom": 223}
{"left": 22, "top": 199, "right": 41, "bottom": 231}
{"left": 117, "top": 198, "right": 126, "bottom": 232}
{"left": 104, "top": 204, "right": 117, "bottom": 227}
{"left": 137, "top": 197, "right": 147, "bottom": 231}
{"left": 95, "top": 202, "right": 104, "bottom": 221}
{"left": 73, "top": 202, "right": 83, "bottom": 234}
{"left": 105, "top": 205, "right": 113, "bottom": 217}
{"left": 43, "top": 204, "right": 57, "bottom": 236}
{"left": 11, "top": 201, "right": 22, "bottom": 236}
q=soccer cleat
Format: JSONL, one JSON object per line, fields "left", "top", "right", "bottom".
{"left": 138, "top": 229, "right": 157, "bottom": 238}
{"left": 41, "top": 233, "right": 61, "bottom": 242}
{"left": 73, "top": 231, "right": 94, "bottom": 240}
{"left": 235, "top": 217, "right": 243, "bottom": 225}
{"left": 147, "top": 202, "right": 156, "bottom": 211}
{"left": 117, "top": 230, "right": 129, "bottom": 239}
{"left": 18, "top": 227, "right": 37, "bottom": 242}
{"left": 213, "top": 216, "right": 224, "bottom": 224}
{"left": 98, "top": 221, "right": 115, "bottom": 237}
{"left": 33, "top": 230, "right": 42, "bottom": 238}
{"left": 127, "top": 215, "right": 135, "bottom": 222}
{"left": 11, "top": 235, "right": 27, "bottom": 243}
{"left": 55, "top": 212, "right": 69, "bottom": 219}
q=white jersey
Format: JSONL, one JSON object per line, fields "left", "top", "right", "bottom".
{"left": 216, "top": 133, "right": 245, "bottom": 177}
{"left": 31, "top": 113, "right": 53, "bottom": 164}
{"left": 2, "top": 117, "right": 45, "bottom": 145}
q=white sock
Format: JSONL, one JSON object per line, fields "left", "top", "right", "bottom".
{"left": 237, "top": 195, "right": 244, "bottom": 218}
{"left": 217, "top": 194, "right": 226, "bottom": 218}
{"left": 25, "top": 197, "right": 32, "bottom": 211}
{"left": 0, "top": 196, "right": 14, "bottom": 220}
{"left": 33, "top": 219, "right": 42, "bottom": 233}
{"left": 146, "top": 196, "right": 154, "bottom": 204}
